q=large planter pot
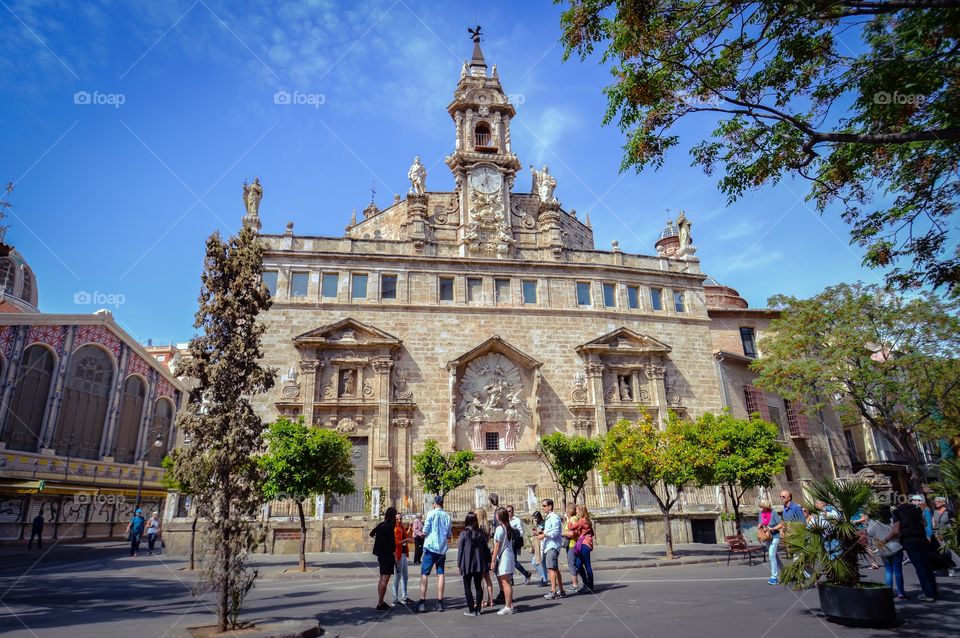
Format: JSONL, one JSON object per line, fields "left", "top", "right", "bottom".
{"left": 817, "top": 584, "right": 897, "bottom": 628}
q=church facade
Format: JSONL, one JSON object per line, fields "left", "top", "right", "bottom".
{"left": 236, "top": 34, "right": 852, "bottom": 549}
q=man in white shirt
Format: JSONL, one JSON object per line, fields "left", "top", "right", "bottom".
{"left": 536, "top": 498, "right": 566, "bottom": 599}
{"left": 506, "top": 505, "right": 532, "bottom": 585}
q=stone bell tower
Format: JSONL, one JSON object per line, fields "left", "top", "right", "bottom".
{"left": 444, "top": 27, "right": 522, "bottom": 258}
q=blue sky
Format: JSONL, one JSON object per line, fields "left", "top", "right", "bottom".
{"left": 2, "top": 0, "right": 883, "bottom": 343}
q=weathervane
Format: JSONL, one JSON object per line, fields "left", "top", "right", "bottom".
{"left": 468, "top": 25, "right": 482, "bottom": 43}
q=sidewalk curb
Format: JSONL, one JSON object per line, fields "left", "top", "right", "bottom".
{"left": 251, "top": 554, "right": 732, "bottom": 580}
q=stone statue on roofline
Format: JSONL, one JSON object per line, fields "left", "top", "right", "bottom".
{"left": 408, "top": 156, "right": 427, "bottom": 196}
{"left": 243, "top": 177, "right": 263, "bottom": 217}
{"left": 530, "top": 164, "right": 558, "bottom": 206}
{"left": 676, "top": 210, "right": 697, "bottom": 259}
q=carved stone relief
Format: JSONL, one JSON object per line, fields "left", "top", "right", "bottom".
{"left": 456, "top": 353, "right": 531, "bottom": 451}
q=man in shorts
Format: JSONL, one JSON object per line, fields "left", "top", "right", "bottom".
{"left": 537, "top": 498, "right": 566, "bottom": 600}
{"left": 417, "top": 495, "right": 452, "bottom": 613}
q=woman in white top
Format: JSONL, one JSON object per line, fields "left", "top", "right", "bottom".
{"left": 145, "top": 511, "right": 162, "bottom": 555}
{"left": 492, "top": 507, "right": 516, "bottom": 615}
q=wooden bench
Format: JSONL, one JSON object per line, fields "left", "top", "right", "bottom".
{"left": 725, "top": 534, "right": 766, "bottom": 566}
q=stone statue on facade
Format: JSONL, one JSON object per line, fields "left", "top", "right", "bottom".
{"left": 619, "top": 376, "right": 632, "bottom": 401}
{"left": 676, "top": 210, "right": 697, "bottom": 258}
{"left": 530, "top": 164, "right": 558, "bottom": 206}
{"left": 408, "top": 156, "right": 427, "bottom": 196}
{"left": 243, "top": 177, "right": 263, "bottom": 217}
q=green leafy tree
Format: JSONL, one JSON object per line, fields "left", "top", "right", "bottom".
{"left": 558, "top": 1, "right": 960, "bottom": 294}
{"left": 260, "top": 417, "right": 355, "bottom": 572}
{"left": 171, "top": 225, "right": 275, "bottom": 632}
{"left": 690, "top": 411, "right": 790, "bottom": 534}
{"left": 599, "top": 412, "right": 709, "bottom": 558}
{"left": 412, "top": 439, "right": 482, "bottom": 501}
{"left": 538, "top": 432, "right": 603, "bottom": 506}
{"left": 751, "top": 282, "right": 960, "bottom": 493}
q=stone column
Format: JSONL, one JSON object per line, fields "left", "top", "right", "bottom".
{"left": 298, "top": 359, "right": 321, "bottom": 425}
{"left": 447, "top": 367, "right": 458, "bottom": 450}
{"left": 136, "top": 370, "right": 159, "bottom": 459}
{"left": 455, "top": 112, "right": 463, "bottom": 150}
{"left": 406, "top": 194, "right": 428, "bottom": 251}
{"left": 465, "top": 109, "right": 474, "bottom": 151}
{"left": 372, "top": 359, "right": 393, "bottom": 486}
{"left": 392, "top": 416, "right": 412, "bottom": 506}
{"left": 0, "top": 325, "right": 27, "bottom": 442}
{"left": 585, "top": 362, "right": 607, "bottom": 435}
{"left": 503, "top": 115, "right": 512, "bottom": 152}
{"left": 39, "top": 326, "right": 75, "bottom": 450}
{"left": 645, "top": 364, "right": 668, "bottom": 428}
{"left": 100, "top": 344, "right": 130, "bottom": 458}
{"left": 371, "top": 486, "right": 382, "bottom": 517}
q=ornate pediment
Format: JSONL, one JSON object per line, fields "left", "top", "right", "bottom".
{"left": 293, "top": 318, "right": 402, "bottom": 351}
{"left": 446, "top": 336, "right": 542, "bottom": 371}
{"left": 575, "top": 327, "right": 671, "bottom": 357}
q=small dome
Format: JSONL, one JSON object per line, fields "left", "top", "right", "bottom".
{"left": 0, "top": 244, "right": 39, "bottom": 312}
{"left": 703, "top": 274, "right": 748, "bottom": 310}
{"left": 658, "top": 220, "right": 678, "bottom": 240}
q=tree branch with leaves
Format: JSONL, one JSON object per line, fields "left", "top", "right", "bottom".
{"left": 559, "top": 0, "right": 960, "bottom": 293}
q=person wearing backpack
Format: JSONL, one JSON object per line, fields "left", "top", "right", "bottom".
{"left": 506, "top": 505, "right": 532, "bottom": 585}
{"left": 124, "top": 508, "right": 146, "bottom": 557}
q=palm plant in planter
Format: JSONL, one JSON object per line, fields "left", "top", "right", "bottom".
{"left": 780, "top": 478, "right": 896, "bottom": 628}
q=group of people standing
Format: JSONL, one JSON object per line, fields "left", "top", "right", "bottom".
{"left": 757, "top": 489, "right": 956, "bottom": 601}
{"left": 370, "top": 493, "right": 597, "bottom": 615}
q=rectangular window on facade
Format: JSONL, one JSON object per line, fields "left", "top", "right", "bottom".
{"left": 495, "top": 278, "right": 511, "bottom": 304}
{"left": 467, "top": 277, "right": 483, "bottom": 302}
{"left": 650, "top": 287, "right": 663, "bottom": 311}
{"left": 262, "top": 271, "right": 278, "bottom": 296}
{"left": 740, "top": 327, "right": 758, "bottom": 358}
{"left": 767, "top": 404, "right": 786, "bottom": 439}
{"left": 522, "top": 280, "right": 537, "bottom": 304}
{"left": 351, "top": 273, "right": 368, "bottom": 300}
{"left": 743, "top": 385, "right": 771, "bottom": 421}
{"left": 321, "top": 273, "right": 339, "bottom": 298}
{"left": 844, "top": 429, "right": 860, "bottom": 463}
{"left": 603, "top": 283, "right": 616, "bottom": 308}
{"left": 484, "top": 431, "right": 500, "bottom": 451}
{"left": 290, "top": 272, "right": 309, "bottom": 297}
{"left": 381, "top": 274, "right": 397, "bottom": 300}
{"left": 439, "top": 276, "right": 454, "bottom": 302}
{"left": 628, "top": 286, "right": 640, "bottom": 309}
{"left": 673, "top": 290, "right": 685, "bottom": 312}
{"left": 576, "top": 282, "right": 592, "bottom": 306}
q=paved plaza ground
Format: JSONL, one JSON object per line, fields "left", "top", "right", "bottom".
{"left": 1, "top": 542, "right": 957, "bottom": 637}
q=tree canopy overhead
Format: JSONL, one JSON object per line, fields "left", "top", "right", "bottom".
{"left": 558, "top": 1, "right": 960, "bottom": 294}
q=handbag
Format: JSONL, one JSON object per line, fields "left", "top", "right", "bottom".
{"left": 757, "top": 526, "right": 772, "bottom": 543}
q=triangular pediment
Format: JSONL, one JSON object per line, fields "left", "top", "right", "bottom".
{"left": 293, "top": 318, "right": 401, "bottom": 349}
{"left": 447, "top": 336, "right": 541, "bottom": 370}
{"left": 575, "top": 327, "right": 671, "bottom": 356}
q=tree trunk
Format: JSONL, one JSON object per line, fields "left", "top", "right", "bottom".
{"left": 297, "top": 500, "right": 307, "bottom": 572}
{"left": 218, "top": 489, "right": 230, "bottom": 632}
{"left": 189, "top": 515, "right": 197, "bottom": 571}
{"left": 648, "top": 485, "right": 674, "bottom": 559}
{"left": 727, "top": 485, "right": 742, "bottom": 535}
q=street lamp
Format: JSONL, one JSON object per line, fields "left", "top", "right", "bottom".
{"left": 135, "top": 433, "right": 164, "bottom": 508}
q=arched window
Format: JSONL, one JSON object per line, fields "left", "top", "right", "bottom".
{"left": 3, "top": 345, "right": 55, "bottom": 451}
{"left": 147, "top": 398, "right": 174, "bottom": 467}
{"left": 112, "top": 375, "right": 146, "bottom": 463}
{"left": 51, "top": 345, "right": 114, "bottom": 459}
{"left": 0, "top": 258, "right": 16, "bottom": 295}
{"left": 474, "top": 121, "right": 492, "bottom": 149}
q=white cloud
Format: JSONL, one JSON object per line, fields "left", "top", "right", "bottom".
{"left": 721, "top": 250, "right": 784, "bottom": 273}
{"left": 524, "top": 107, "right": 579, "bottom": 166}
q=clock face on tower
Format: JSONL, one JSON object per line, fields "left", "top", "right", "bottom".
{"left": 469, "top": 166, "right": 503, "bottom": 194}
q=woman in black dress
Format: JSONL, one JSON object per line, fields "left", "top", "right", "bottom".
{"left": 370, "top": 507, "right": 398, "bottom": 610}
{"left": 458, "top": 511, "right": 490, "bottom": 616}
